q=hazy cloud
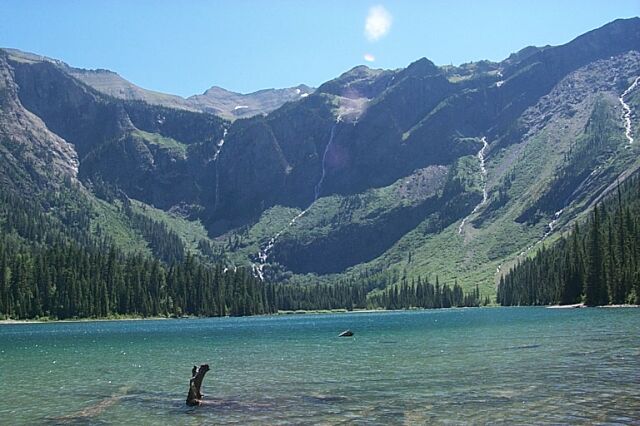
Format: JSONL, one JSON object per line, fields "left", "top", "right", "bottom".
{"left": 365, "top": 5, "right": 392, "bottom": 42}
{"left": 363, "top": 53, "right": 376, "bottom": 62}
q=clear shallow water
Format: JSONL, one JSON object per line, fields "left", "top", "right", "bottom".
{"left": 1, "top": 307, "right": 639, "bottom": 425}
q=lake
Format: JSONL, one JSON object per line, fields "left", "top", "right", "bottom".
{"left": 1, "top": 307, "right": 639, "bottom": 424}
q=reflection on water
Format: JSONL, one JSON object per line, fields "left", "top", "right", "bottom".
{"left": 1, "top": 307, "right": 639, "bottom": 424}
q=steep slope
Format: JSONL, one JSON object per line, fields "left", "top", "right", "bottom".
{"left": 0, "top": 50, "right": 230, "bottom": 264}
{"left": 7, "top": 54, "right": 227, "bottom": 211}
{"left": 208, "top": 19, "right": 640, "bottom": 295}
{"left": 0, "top": 51, "right": 78, "bottom": 190}
{"left": 498, "top": 173, "right": 640, "bottom": 306}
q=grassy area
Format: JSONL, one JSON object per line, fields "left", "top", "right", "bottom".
{"left": 224, "top": 205, "right": 305, "bottom": 266}
{"left": 89, "top": 197, "right": 151, "bottom": 255}
{"left": 132, "top": 129, "right": 187, "bottom": 157}
{"left": 129, "top": 200, "right": 212, "bottom": 255}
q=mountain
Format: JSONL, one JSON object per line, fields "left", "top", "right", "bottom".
{"left": 4, "top": 48, "right": 313, "bottom": 120}
{"left": 188, "top": 84, "right": 314, "bottom": 119}
{"left": 0, "top": 51, "right": 79, "bottom": 191}
{"left": 0, "top": 17, "right": 639, "bottom": 302}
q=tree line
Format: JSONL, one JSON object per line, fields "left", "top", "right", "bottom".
{"left": 0, "top": 185, "right": 486, "bottom": 320}
{"left": 0, "top": 234, "right": 274, "bottom": 319}
{"left": 368, "top": 276, "right": 485, "bottom": 309}
{"left": 262, "top": 270, "right": 486, "bottom": 312}
{"left": 0, "top": 186, "right": 274, "bottom": 319}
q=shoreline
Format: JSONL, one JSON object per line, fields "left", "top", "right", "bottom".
{"left": 1, "top": 304, "right": 638, "bottom": 325}
{"left": 0, "top": 309, "right": 388, "bottom": 325}
{"left": 0, "top": 316, "right": 172, "bottom": 325}
{"left": 546, "top": 303, "right": 639, "bottom": 309}
{"left": 0, "top": 307, "right": 459, "bottom": 324}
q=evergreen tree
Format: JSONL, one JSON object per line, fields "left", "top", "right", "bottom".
{"left": 584, "top": 206, "right": 607, "bottom": 306}
{"left": 498, "top": 176, "right": 640, "bottom": 307}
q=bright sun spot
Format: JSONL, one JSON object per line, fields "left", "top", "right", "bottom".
{"left": 365, "top": 5, "right": 392, "bottom": 42}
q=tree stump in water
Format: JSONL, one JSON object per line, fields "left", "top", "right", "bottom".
{"left": 186, "top": 364, "right": 210, "bottom": 406}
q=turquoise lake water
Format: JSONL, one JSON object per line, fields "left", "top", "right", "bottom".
{"left": 1, "top": 307, "right": 639, "bottom": 424}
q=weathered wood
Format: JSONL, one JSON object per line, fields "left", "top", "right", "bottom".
{"left": 338, "top": 330, "right": 353, "bottom": 337}
{"left": 186, "top": 364, "right": 210, "bottom": 406}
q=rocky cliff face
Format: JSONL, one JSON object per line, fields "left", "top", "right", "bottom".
{"left": 7, "top": 56, "right": 226, "bottom": 210}
{"left": 0, "top": 52, "right": 78, "bottom": 191}
{"left": 1, "top": 18, "right": 639, "bottom": 292}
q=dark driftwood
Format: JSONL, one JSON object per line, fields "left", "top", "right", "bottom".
{"left": 338, "top": 330, "right": 353, "bottom": 337}
{"left": 186, "top": 364, "right": 210, "bottom": 406}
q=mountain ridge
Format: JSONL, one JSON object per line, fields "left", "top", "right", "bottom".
{"left": 2, "top": 47, "right": 316, "bottom": 119}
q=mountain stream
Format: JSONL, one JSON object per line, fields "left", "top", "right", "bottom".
{"left": 458, "top": 137, "right": 489, "bottom": 234}
{"left": 620, "top": 76, "right": 640, "bottom": 144}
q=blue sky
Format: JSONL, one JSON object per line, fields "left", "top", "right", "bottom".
{"left": 1, "top": 1, "right": 638, "bottom": 97}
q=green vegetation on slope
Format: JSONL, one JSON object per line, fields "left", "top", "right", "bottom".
{"left": 0, "top": 185, "right": 486, "bottom": 320}
{"left": 210, "top": 90, "right": 638, "bottom": 303}
{"left": 131, "top": 129, "right": 188, "bottom": 157}
{"left": 498, "top": 174, "right": 640, "bottom": 306}
{"left": 90, "top": 197, "right": 151, "bottom": 255}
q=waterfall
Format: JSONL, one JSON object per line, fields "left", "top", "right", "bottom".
{"left": 253, "top": 117, "right": 341, "bottom": 280}
{"left": 314, "top": 120, "right": 339, "bottom": 201}
{"left": 213, "top": 128, "right": 228, "bottom": 211}
{"left": 498, "top": 76, "right": 640, "bottom": 277}
{"left": 515, "top": 76, "right": 639, "bottom": 254}
{"left": 253, "top": 209, "right": 308, "bottom": 281}
{"left": 458, "top": 137, "right": 489, "bottom": 234}
{"left": 620, "top": 76, "right": 640, "bottom": 145}
{"left": 542, "top": 209, "right": 563, "bottom": 241}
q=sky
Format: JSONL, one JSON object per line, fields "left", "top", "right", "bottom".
{"left": 1, "top": 1, "right": 638, "bottom": 97}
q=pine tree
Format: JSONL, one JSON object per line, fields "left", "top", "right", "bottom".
{"left": 585, "top": 206, "right": 607, "bottom": 306}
